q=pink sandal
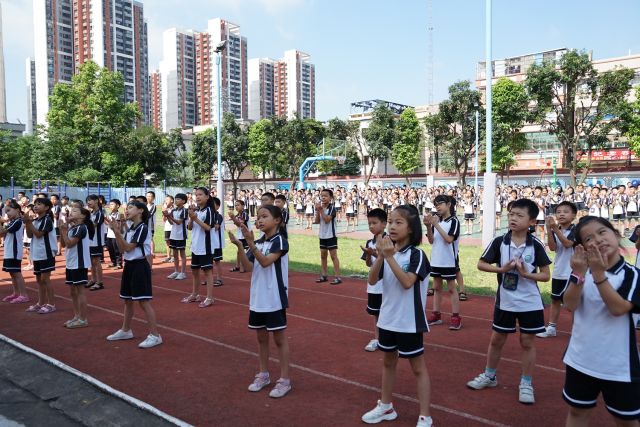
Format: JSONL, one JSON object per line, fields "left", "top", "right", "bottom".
{"left": 2, "top": 294, "right": 17, "bottom": 302}
{"left": 9, "top": 295, "right": 30, "bottom": 304}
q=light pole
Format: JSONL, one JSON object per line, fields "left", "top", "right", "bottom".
{"left": 481, "top": 0, "right": 496, "bottom": 248}
{"left": 474, "top": 109, "right": 479, "bottom": 193}
{"left": 215, "top": 40, "right": 227, "bottom": 215}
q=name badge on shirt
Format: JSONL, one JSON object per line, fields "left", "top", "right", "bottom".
{"left": 502, "top": 272, "right": 519, "bottom": 291}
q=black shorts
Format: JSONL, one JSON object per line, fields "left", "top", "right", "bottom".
{"left": 191, "top": 254, "right": 213, "bottom": 270}
{"left": 377, "top": 328, "right": 424, "bottom": 358}
{"left": 492, "top": 307, "right": 545, "bottom": 334}
{"left": 23, "top": 242, "right": 30, "bottom": 249}
{"left": 213, "top": 248, "right": 223, "bottom": 261}
{"left": 65, "top": 268, "right": 88, "bottom": 286}
{"left": 2, "top": 259, "right": 21, "bottom": 272}
{"left": 120, "top": 259, "right": 152, "bottom": 300}
{"left": 613, "top": 213, "right": 625, "bottom": 220}
{"left": 169, "top": 239, "right": 186, "bottom": 250}
{"left": 576, "top": 202, "right": 587, "bottom": 211}
{"left": 627, "top": 211, "right": 639, "bottom": 219}
{"left": 319, "top": 237, "right": 338, "bottom": 250}
{"left": 164, "top": 231, "right": 171, "bottom": 240}
{"left": 305, "top": 212, "right": 314, "bottom": 217}
{"left": 33, "top": 258, "right": 56, "bottom": 275}
{"left": 346, "top": 212, "right": 356, "bottom": 218}
{"left": 366, "top": 293, "right": 382, "bottom": 315}
{"left": 563, "top": 365, "right": 640, "bottom": 420}
{"left": 239, "top": 238, "right": 248, "bottom": 249}
{"left": 248, "top": 309, "right": 287, "bottom": 331}
{"left": 430, "top": 266, "right": 457, "bottom": 280}
{"left": 296, "top": 208, "right": 304, "bottom": 214}
{"left": 464, "top": 213, "right": 475, "bottom": 220}
{"left": 55, "top": 227, "right": 60, "bottom": 237}
{"left": 335, "top": 207, "right": 342, "bottom": 212}
{"left": 551, "top": 278, "right": 568, "bottom": 301}
{"left": 536, "top": 219, "right": 546, "bottom": 225}
{"left": 89, "top": 246, "right": 103, "bottom": 257}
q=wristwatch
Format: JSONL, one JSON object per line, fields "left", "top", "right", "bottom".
{"left": 569, "top": 273, "right": 585, "bottom": 286}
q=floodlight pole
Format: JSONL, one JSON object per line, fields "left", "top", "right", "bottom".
{"left": 215, "top": 40, "right": 227, "bottom": 215}
{"left": 481, "top": 0, "right": 497, "bottom": 248}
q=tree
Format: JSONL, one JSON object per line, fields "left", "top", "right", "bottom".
{"left": 526, "top": 49, "right": 635, "bottom": 185}
{"left": 166, "top": 128, "right": 194, "bottom": 186}
{"left": 627, "top": 87, "right": 640, "bottom": 156}
{"left": 423, "top": 112, "right": 449, "bottom": 173}
{"left": 491, "top": 77, "right": 530, "bottom": 178}
{"left": 279, "top": 116, "right": 325, "bottom": 189}
{"left": 392, "top": 108, "right": 423, "bottom": 183}
{"left": 190, "top": 128, "right": 216, "bottom": 183}
{"left": 220, "top": 112, "right": 250, "bottom": 198}
{"left": 362, "top": 105, "right": 396, "bottom": 185}
{"left": 437, "top": 81, "right": 483, "bottom": 185}
{"left": 248, "top": 119, "right": 274, "bottom": 189}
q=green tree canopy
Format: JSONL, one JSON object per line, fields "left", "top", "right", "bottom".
{"left": 392, "top": 108, "right": 423, "bottom": 183}
{"left": 362, "top": 105, "right": 396, "bottom": 185}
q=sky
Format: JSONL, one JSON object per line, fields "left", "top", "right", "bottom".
{"left": 3, "top": 0, "right": 640, "bottom": 125}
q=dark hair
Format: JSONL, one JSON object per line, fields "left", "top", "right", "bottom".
{"left": 261, "top": 192, "right": 276, "bottom": 202}
{"left": 434, "top": 194, "right": 456, "bottom": 217}
{"left": 275, "top": 194, "right": 287, "bottom": 202}
{"left": 175, "top": 193, "right": 188, "bottom": 202}
{"left": 70, "top": 199, "right": 84, "bottom": 208}
{"left": 127, "top": 201, "right": 149, "bottom": 223}
{"left": 367, "top": 208, "right": 387, "bottom": 223}
{"left": 51, "top": 194, "right": 59, "bottom": 199}
{"left": 574, "top": 216, "right": 620, "bottom": 246}
{"left": 135, "top": 196, "right": 147, "bottom": 203}
{"left": 258, "top": 205, "right": 284, "bottom": 234}
{"left": 146, "top": 191, "right": 156, "bottom": 198}
{"left": 392, "top": 205, "right": 422, "bottom": 247}
{"left": 5, "top": 198, "right": 20, "bottom": 212}
{"left": 98, "top": 195, "right": 106, "bottom": 205}
{"left": 128, "top": 196, "right": 136, "bottom": 201}
{"left": 77, "top": 207, "right": 96, "bottom": 240}
{"left": 194, "top": 187, "right": 216, "bottom": 210}
{"left": 534, "top": 186, "right": 543, "bottom": 191}
{"left": 322, "top": 188, "right": 334, "bottom": 199}
{"left": 36, "top": 192, "right": 47, "bottom": 198}
{"left": 165, "top": 195, "right": 174, "bottom": 202}
{"left": 62, "top": 196, "right": 69, "bottom": 201}
{"left": 235, "top": 199, "right": 245, "bottom": 207}
{"left": 110, "top": 198, "right": 122, "bottom": 207}
{"left": 34, "top": 197, "right": 54, "bottom": 221}
{"left": 212, "top": 196, "right": 221, "bottom": 209}
{"left": 555, "top": 201, "right": 577, "bottom": 215}
{"left": 509, "top": 198, "right": 539, "bottom": 219}
{"left": 86, "top": 194, "right": 101, "bottom": 209}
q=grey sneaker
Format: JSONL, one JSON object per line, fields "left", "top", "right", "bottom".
{"left": 519, "top": 383, "right": 535, "bottom": 404}
{"left": 467, "top": 373, "right": 497, "bottom": 390}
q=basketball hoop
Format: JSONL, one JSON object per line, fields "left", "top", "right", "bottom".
{"left": 336, "top": 156, "right": 346, "bottom": 165}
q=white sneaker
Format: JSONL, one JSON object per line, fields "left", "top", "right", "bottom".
{"left": 175, "top": 272, "right": 187, "bottom": 280}
{"left": 106, "top": 329, "right": 134, "bottom": 341}
{"left": 167, "top": 271, "right": 179, "bottom": 279}
{"left": 362, "top": 400, "right": 398, "bottom": 424}
{"left": 248, "top": 373, "right": 271, "bottom": 392}
{"left": 138, "top": 334, "right": 163, "bottom": 349}
{"left": 536, "top": 326, "right": 556, "bottom": 338}
{"left": 466, "top": 373, "right": 497, "bottom": 390}
{"left": 365, "top": 339, "right": 379, "bottom": 352}
{"left": 519, "top": 383, "right": 535, "bottom": 404}
{"left": 416, "top": 415, "right": 433, "bottom": 427}
{"left": 268, "top": 378, "right": 292, "bottom": 398}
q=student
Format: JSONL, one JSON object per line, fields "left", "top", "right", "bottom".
{"left": 85, "top": 195, "right": 104, "bottom": 291}
{"left": 304, "top": 194, "right": 314, "bottom": 229}
{"left": 274, "top": 194, "right": 289, "bottom": 238}
{"left": 164, "top": 193, "right": 188, "bottom": 280}
{"left": 1, "top": 199, "right": 29, "bottom": 304}
{"left": 360, "top": 208, "right": 387, "bottom": 352}
{"left": 135, "top": 195, "right": 154, "bottom": 269}
{"left": 211, "top": 197, "right": 225, "bottom": 287}
{"left": 23, "top": 197, "right": 58, "bottom": 314}
{"left": 533, "top": 186, "right": 546, "bottom": 242}
{"left": 146, "top": 191, "right": 157, "bottom": 257}
{"left": 537, "top": 201, "right": 577, "bottom": 338}
{"left": 229, "top": 199, "right": 250, "bottom": 272}
{"left": 59, "top": 196, "right": 70, "bottom": 227}
{"left": 424, "top": 195, "right": 462, "bottom": 330}
{"left": 314, "top": 189, "right": 342, "bottom": 285}
{"left": 361, "top": 205, "right": 433, "bottom": 427}
{"left": 468, "top": 198, "right": 551, "bottom": 404}
{"left": 345, "top": 193, "right": 357, "bottom": 232}
{"left": 105, "top": 199, "right": 123, "bottom": 270}
{"left": 106, "top": 201, "right": 162, "bottom": 349}
{"left": 184, "top": 187, "right": 216, "bottom": 307}
{"left": 561, "top": 216, "right": 640, "bottom": 426}
{"left": 59, "top": 206, "right": 93, "bottom": 328}
{"left": 162, "top": 195, "right": 175, "bottom": 263}
{"left": 50, "top": 194, "right": 62, "bottom": 256}
{"left": 228, "top": 205, "right": 292, "bottom": 398}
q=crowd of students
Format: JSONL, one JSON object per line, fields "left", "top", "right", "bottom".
{"left": 1, "top": 184, "right": 639, "bottom": 427}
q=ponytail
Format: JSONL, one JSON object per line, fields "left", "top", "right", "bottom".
{"left": 78, "top": 207, "right": 95, "bottom": 240}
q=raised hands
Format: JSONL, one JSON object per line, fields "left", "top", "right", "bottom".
{"left": 378, "top": 235, "right": 396, "bottom": 259}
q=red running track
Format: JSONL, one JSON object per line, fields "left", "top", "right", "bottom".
{"left": 0, "top": 251, "right": 616, "bottom": 426}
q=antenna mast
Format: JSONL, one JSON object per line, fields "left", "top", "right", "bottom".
{"left": 427, "top": 0, "right": 434, "bottom": 105}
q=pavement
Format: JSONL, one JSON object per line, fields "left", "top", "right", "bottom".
{"left": 0, "top": 338, "right": 183, "bottom": 427}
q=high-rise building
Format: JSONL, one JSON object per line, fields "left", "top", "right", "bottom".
{"left": 194, "top": 31, "right": 212, "bottom": 126}
{"left": 160, "top": 28, "right": 196, "bottom": 131}
{"left": 149, "top": 69, "right": 161, "bottom": 131}
{"left": 248, "top": 58, "right": 275, "bottom": 121}
{"left": 33, "top": 0, "right": 149, "bottom": 126}
{"left": 0, "top": 0, "right": 7, "bottom": 123}
{"left": 26, "top": 58, "right": 37, "bottom": 134}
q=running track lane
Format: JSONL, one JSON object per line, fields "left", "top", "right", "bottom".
{"left": 0, "top": 254, "right": 614, "bottom": 426}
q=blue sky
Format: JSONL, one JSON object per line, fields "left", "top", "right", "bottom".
{"left": 3, "top": 0, "right": 640, "bottom": 124}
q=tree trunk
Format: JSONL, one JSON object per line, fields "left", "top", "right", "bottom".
{"left": 262, "top": 170, "right": 267, "bottom": 190}
{"left": 578, "top": 149, "right": 593, "bottom": 185}
{"left": 365, "top": 160, "right": 376, "bottom": 186}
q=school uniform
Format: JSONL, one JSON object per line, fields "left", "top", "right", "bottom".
{"left": 89, "top": 210, "right": 105, "bottom": 257}
{"left": 163, "top": 207, "right": 174, "bottom": 240}
{"left": 376, "top": 245, "right": 430, "bottom": 358}
{"left": 52, "top": 204, "right": 61, "bottom": 238}
{"left": 463, "top": 200, "right": 474, "bottom": 220}
{"left": 587, "top": 195, "right": 601, "bottom": 217}
{"left": 345, "top": 200, "right": 356, "bottom": 218}
{"left": 247, "top": 233, "right": 289, "bottom": 331}
{"left": 360, "top": 233, "right": 386, "bottom": 315}
{"left": 30, "top": 216, "right": 57, "bottom": 275}
{"left": 2, "top": 218, "right": 24, "bottom": 272}
{"left": 429, "top": 215, "right": 460, "bottom": 280}
{"left": 233, "top": 210, "right": 250, "bottom": 249}
{"left": 613, "top": 195, "right": 626, "bottom": 220}
{"left": 190, "top": 206, "right": 215, "bottom": 270}
{"left": 120, "top": 222, "right": 152, "bottom": 300}
{"left": 550, "top": 225, "right": 575, "bottom": 300}
{"left": 211, "top": 210, "right": 224, "bottom": 261}
{"left": 575, "top": 191, "right": 587, "bottom": 212}
{"left": 626, "top": 195, "right": 639, "bottom": 219}
{"left": 561, "top": 258, "right": 640, "bottom": 420}
{"left": 147, "top": 204, "right": 157, "bottom": 236}
{"left": 65, "top": 224, "right": 91, "bottom": 285}
{"left": 280, "top": 208, "right": 289, "bottom": 239}
{"left": 480, "top": 231, "right": 552, "bottom": 334}
{"left": 304, "top": 201, "right": 314, "bottom": 217}
{"left": 105, "top": 212, "right": 122, "bottom": 266}
{"left": 318, "top": 204, "right": 338, "bottom": 249}
{"left": 169, "top": 207, "right": 188, "bottom": 250}
{"left": 535, "top": 197, "right": 546, "bottom": 225}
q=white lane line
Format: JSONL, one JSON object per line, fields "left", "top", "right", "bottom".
{"left": 0, "top": 333, "right": 192, "bottom": 427}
